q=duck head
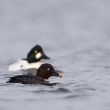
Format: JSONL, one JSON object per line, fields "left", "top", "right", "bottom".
{"left": 27, "top": 45, "right": 50, "bottom": 63}
{"left": 37, "top": 63, "right": 62, "bottom": 79}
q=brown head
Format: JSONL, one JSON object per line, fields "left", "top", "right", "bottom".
{"left": 37, "top": 63, "right": 62, "bottom": 79}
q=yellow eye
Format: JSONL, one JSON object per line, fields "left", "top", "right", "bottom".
{"left": 47, "top": 68, "right": 50, "bottom": 71}
{"left": 35, "top": 50, "right": 38, "bottom": 54}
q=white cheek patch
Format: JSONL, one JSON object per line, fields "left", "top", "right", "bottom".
{"left": 36, "top": 52, "right": 42, "bottom": 59}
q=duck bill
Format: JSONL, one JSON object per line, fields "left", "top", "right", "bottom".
{"left": 42, "top": 53, "right": 50, "bottom": 59}
{"left": 52, "top": 71, "right": 62, "bottom": 78}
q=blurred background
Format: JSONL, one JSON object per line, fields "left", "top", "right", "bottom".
{"left": 0, "top": 0, "right": 110, "bottom": 63}
{"left": 0, "top": 0, "right": 110, "bottom": 110}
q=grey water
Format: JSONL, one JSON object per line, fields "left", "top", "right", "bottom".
{"left": 0, "top": 0, "right": 110, "bottom": 110}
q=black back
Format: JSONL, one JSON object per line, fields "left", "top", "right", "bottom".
{"left": 7, "top": 75, "right": 57, "bottom": 86}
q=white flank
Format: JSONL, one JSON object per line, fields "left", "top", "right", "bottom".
{"left": 8, "top": 60, "right": 42, "bottom": 72}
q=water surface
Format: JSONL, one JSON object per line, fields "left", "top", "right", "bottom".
{"left": 0, "top": 0, "right": 110, "bottom": 110}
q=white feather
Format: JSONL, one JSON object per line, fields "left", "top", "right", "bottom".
{"left": 8, "top": 60, "right": 42, "bottom": 72}
{"left": 36, "top": 52, "right": 42, "bottom": 59}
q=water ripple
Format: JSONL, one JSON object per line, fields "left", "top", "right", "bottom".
{"left": 33, "top": 87, "right": 70, "bottom": 94}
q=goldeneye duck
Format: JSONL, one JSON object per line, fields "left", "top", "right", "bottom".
{"left": 7, "top": 63, "right": 62, "bottom": 85}
{"left": 8, "top": 45, "right": 50, "bottom": 72}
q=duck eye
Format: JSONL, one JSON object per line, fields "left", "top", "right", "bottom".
{"left": 47, "top": 68, "right": 50, "bottom": 71}
{"left": 35, "top": 50, "right": 38, "bottom": 54}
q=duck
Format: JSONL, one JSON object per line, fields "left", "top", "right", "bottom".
{"left": 8, "top": 45, "right": 50, "bottom": 72}
{"left": 7, "top": 63, "right": 62, "bottom": 85}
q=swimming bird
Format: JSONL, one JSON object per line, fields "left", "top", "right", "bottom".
{"left": 8, "top": 45, "right": 50, "bottom": 72}
{"left": 7, "top": 63, "right": 62, "bottom": 85}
